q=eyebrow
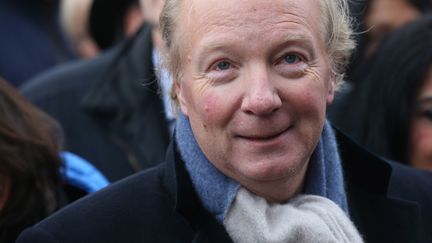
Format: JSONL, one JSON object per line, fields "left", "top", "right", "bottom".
{"left": 195, "top": 40, "right": 242, "bottom": 70}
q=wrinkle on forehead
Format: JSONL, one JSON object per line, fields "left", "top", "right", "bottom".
{"left": 196, "top": 1, "right": 318, "bottom": 31}
{"left": 179, "top": 0, "right": 324, "bottom": 52}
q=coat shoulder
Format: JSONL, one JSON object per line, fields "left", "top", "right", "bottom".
{"left": 388, "top": 161, "right": 432, "bottom": 203}
{"left": 17, "top": 163, "right": 192, "bottom": 243}
{"left": 20, "top": 50, "right": 115, "bottom": 103}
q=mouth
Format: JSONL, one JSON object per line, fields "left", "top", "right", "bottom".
{"left": 236, "top": 126, "right": 291, "bottom": 142}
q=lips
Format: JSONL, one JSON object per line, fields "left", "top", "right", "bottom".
{"left": 236, "top": 126, "right": 291, "bottom": 141}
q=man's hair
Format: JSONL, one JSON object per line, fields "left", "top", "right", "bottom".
{"left": 160, "top": 0, "right": 356, "bottom": 103}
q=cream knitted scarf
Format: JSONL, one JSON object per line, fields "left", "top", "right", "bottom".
{"left": 224, "top": 189, "right": 363, "bottom": 243}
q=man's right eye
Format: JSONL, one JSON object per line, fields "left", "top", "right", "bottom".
{"left": 283, "top": 54, "right": 301, "bottom": 64}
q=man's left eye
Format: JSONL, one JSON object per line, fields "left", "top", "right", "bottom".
{"left": 283, "top": 54, "right": 301, "bottom": 64}
{"left": 216, "top": 61, "right": 231, "bottom": 70}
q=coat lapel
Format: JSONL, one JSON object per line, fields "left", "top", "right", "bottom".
{"left": 348, "top": 186, "right": 420, "bottom": 243}
{"left": 80, "top": 25, "right": 170, "bottom": 171}
{"left": 164, "top": 128, "right": 422, "bottom": 242}
{"left": 162, "top": 141, "right": 233, "bottom": 243}
{"left": 336, "top": 129, "right": 421, "bottom": 243}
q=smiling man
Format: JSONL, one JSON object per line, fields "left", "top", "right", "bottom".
{"left": 17, "top": 0, "right": 432, "bottom": 242}
{"left": 173, "top": 0, "right": 335, "bottom": 203}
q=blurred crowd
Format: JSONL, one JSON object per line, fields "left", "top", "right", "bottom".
{"left": 1, "top": 0, "right": 432, "bottom": 241}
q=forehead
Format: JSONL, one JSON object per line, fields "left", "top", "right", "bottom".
{"left": 186, "top": 0, "right": 321, "bottom": 22}
{"left": 177, "top": 0, "right": 324, "bottom": 50}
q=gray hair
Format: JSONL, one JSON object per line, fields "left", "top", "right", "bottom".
{"left": 160, "top": 0, "right": 356, "bottom": 101}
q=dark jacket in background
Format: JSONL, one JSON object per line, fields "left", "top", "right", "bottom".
{"left": 20, "top": 26, "right": 170, "bottom": 182}
{"left": 0, "top": 0, "right": 75, "bottom": 87}
{"left": 16, "top": 130, "right": 432, "bottom": 243}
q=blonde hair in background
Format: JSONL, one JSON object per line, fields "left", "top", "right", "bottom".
{"left": 60, "top": 0, "right": 100, "bottom": 58}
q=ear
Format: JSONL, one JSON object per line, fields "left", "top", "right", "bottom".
{"left": 326, "top": 74, "right": 336, "bottom": 105}
{"left": 175, "top": 79, "right": 189, "bottom": 116}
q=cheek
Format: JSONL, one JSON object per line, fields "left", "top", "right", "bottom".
{"left": 189, "top": 87, "right": 237, "bottom": 129}
{"left": 198, "top": 94, "right": 221, "bottom": 127}
{"left": 409, "top": 122, "right": 432, "bottom": 163}
{"left": 297, "top": 66, "right": 333, "bottom": 109}
{"left": 411, "top": 127, "right": 432, "bottom": 149}
{"left": 284, "top": 81, "right": 328, "bottom": 116}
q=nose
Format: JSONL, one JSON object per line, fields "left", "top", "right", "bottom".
{"left": 240, "top": 67, "right": 282, "bottom": 116}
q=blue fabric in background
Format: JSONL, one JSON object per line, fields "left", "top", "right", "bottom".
{"left": 61, "top": 151, "right": 110, "bottom": 193}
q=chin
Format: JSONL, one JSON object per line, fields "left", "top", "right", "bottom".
{"left": 238, "top": 156, "right": 306, "bottom": 183}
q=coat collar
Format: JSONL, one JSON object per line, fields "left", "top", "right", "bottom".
{"left": 335, "top": 128, "right": 421, "bottom": 243}
{"left": 162, "top": 127, "right": 421, "bottom": 243}
{"left": 79, "top": 25, "right": 170, "bottom": 170}
{"left": 162, "top": 141, "right": 233, "bottom": 242}
{"left": 80, "top": 25, "right": 158, "bottom": 129}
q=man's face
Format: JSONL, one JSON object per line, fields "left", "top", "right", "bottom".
{"left": 176, "top": 0, "right": 335, "bottom": 200}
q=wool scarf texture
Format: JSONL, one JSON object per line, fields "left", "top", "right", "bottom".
{"left": 175, "top": 113, "right": 362, "bottom": 242}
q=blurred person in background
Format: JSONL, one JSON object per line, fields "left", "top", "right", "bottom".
{"left": 88, "top": 0, "right": 143, "bottom": 52}
{"left": 0, "top": 78, "right": 108, "bottom": 242}
{"left": 328, "top": 0, "right": 432, "bottom": 133}
{"left": 19, "top": 0, "right": 169, "bottom": 182}
{"left": 0, "top": 0, "right": 76, "bottom": 87}
{"left": 329, "top": 16, "right": 432, "bottom": 170}
{"left": 60, "top": 0, "right": 99, "bottom": 58}
{"left": 60, "top": 0, "right": 143, "bottom": 59}
{"left": 346, "top": 0, "right": 431, "bottom": 83}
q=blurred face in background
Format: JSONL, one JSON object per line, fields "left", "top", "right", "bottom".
{"left": 61, "top": 0, "right": 100, "bottom": 58}
{"left": 409, "top": 67, "right": 432, "bottom": 170}
{"left": 175, "top": 0, "right": 335, "bottom": 201}
{"left": 139, "top": 0, "right": 165, "bottom": 50}
{"left": 365, "top": 0, "right": 421, "bottom": 56}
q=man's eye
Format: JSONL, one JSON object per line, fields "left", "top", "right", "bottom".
{"left": 215, "top": 61, "right": 231, "bottom": 70}
{"left": 283, "top": 54, "right": 301, "bottom": 64}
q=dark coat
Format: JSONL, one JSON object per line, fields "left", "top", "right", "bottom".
{"left": 16, "top": 130, "right": 432, "bottom": 243}
{"left": 20, "top": 26, "right": 170, "bottom": 182}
